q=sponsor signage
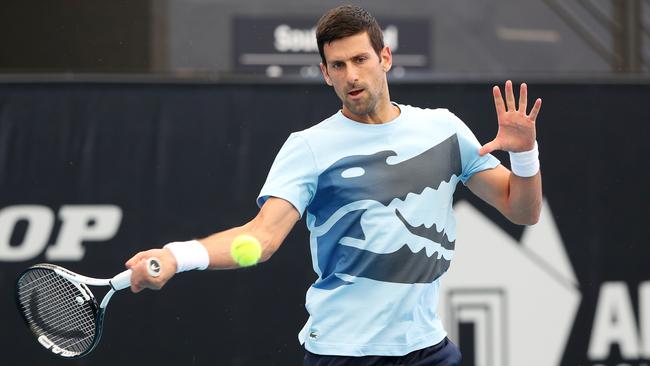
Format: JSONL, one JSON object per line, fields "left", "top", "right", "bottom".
{"left": 0, "top": 205, "right": 121, "bottom": 261}
{"left": 442, "top": 201, "right": 650, "bottom": 366}
{"left": 440, "top": 200, "right": 579, "bottom": 366}
{"left": 233, "top": 16, "right": 431, "bottom": 77}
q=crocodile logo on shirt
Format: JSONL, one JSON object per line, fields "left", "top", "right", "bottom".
{"left": 308, "top": 134, "right": 462, "bottom": 289}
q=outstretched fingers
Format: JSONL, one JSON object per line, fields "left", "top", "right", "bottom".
{"left": 528, "top": 98, "right": 542, "bottom": 122}
{"left": 519, "top": 83, "right": 528, "bottom": 113}
{"left": 493, "top": 85, "right": 506, "bottom": 116}
{"left": 505, "top": 80, "right": 516, "bottom": 111}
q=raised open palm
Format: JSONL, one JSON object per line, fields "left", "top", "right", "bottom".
{"left": 479, "top": 80, "right": 541, "bottom": 156}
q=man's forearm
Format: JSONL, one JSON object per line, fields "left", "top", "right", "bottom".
{"left": 506, "top": 171, "right": 542, "bottom": 225}
{"left": 198, "top": 223, "right": 273, "bottom": 270}
{"left": 198, "top": 197, "right": 299, "bottom": 269}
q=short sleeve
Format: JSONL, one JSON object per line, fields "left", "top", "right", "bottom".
{"left": 448, "top": 111, "right": 500, "bottom": 184}
{"left": 256, "top": 133, "right": 318, "bottom": 217}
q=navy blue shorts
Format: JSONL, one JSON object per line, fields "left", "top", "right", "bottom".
{"left": 303, "top": 337, "right": 462, "bottom": 366}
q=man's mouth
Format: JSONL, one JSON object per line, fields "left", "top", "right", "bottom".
{"left": 348, "top": 89, "right": 364, "bottom": 97}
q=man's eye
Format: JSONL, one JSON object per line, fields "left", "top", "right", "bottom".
{"left": 355, "top": 57, "right": 367, "bottom": 63}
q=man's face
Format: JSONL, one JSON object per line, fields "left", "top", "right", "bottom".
{"left": 320, "top": 32, "right": 392, "bottom": 118}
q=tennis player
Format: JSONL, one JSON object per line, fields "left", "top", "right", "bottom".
{"left": 126, "top": 5, "right": 542, "bottom": 365}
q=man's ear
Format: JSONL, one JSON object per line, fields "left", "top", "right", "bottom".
{"left": 380, "top": 46, "right": 392, "bottom": 73}
{"left": 320, "top": 63, "right": 333, "bottom": 86}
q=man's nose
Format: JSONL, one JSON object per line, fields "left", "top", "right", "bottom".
{"left": 346, "top": 64, "right": 360, "bottom": 84}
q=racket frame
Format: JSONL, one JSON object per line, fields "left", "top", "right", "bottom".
{"left": 15, "top": 260, "right": 157, "bottom": 358}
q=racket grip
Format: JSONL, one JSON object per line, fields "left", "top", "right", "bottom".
{"left": 110, "top": 269, "right": 132, "bottom": 291}
{"left": 110, "top": 257, "right": 162, "bottom": 291}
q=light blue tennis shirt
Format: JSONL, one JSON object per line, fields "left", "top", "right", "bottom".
{"left": 257, "top": 104, "right": 499, "bottom": 356}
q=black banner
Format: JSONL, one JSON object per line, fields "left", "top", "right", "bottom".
{"left": 233, "top": 17, "right": 430, "bottom": 77}
{"left": 0, "top": 81, "right": 648, "bottom": 366}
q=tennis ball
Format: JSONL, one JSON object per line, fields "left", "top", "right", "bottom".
{"left": 230, "top": 234, "right": 262, "bottom": 267}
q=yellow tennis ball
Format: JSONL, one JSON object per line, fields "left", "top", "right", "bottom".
{"left": 230, "top": 234, "right": 262, "bottom": 267}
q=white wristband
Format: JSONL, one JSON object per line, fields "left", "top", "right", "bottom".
{"left": 509, "top": 141, "right": 540, "bottom": 178}
{"left": 164, "top": 240, "right": 210, "bottom": 273}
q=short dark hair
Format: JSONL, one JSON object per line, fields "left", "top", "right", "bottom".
{"left": 315, "top": 5, "right": 384, "bottom": 65}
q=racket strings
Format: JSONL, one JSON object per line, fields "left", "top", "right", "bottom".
{"left": 18, "top": 270, "right": 96, "bottom": 352}
{"left": 23, "top": 271, "right": 96, "bottom": 345}
{"left": 18, "top": 271, "right": 94, "bottom": 347}
{"left": 17, "top": 268, "right": 97, "bottom": 355}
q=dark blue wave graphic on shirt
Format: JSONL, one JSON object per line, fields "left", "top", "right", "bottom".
{"left": 308, "top": 134, "right": 462, "bottom": 289}
{"left": 395, "top": 209, "right": 455, "bottom": 251}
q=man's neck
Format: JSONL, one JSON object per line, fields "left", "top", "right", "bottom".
{"left": 342, "top": 100, "right": 400, "bottom": 125}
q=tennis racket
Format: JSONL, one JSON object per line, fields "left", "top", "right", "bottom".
{"left": 15, "top": 258, "right": 162, "bottom": 358}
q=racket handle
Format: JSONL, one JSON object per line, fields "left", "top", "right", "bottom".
{"left": 110, "top": 257, "right": 162, "bottom": 291}
{"left": 110, "top": 269, "right": 132, "bottom": 291}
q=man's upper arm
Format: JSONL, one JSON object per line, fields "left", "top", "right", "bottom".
{"left": 249, "top": 196, "right": 301, "bottom": 252}
{"left": 465, "top": 164, "right": 511, "bottom": 213}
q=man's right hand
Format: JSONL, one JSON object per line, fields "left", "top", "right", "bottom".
{"left": 125, "top": 248, "right": 178, "bottom": 293}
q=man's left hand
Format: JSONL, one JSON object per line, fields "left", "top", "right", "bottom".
{"left": 479, "top": 80, "right": 541, "bottom": 156}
